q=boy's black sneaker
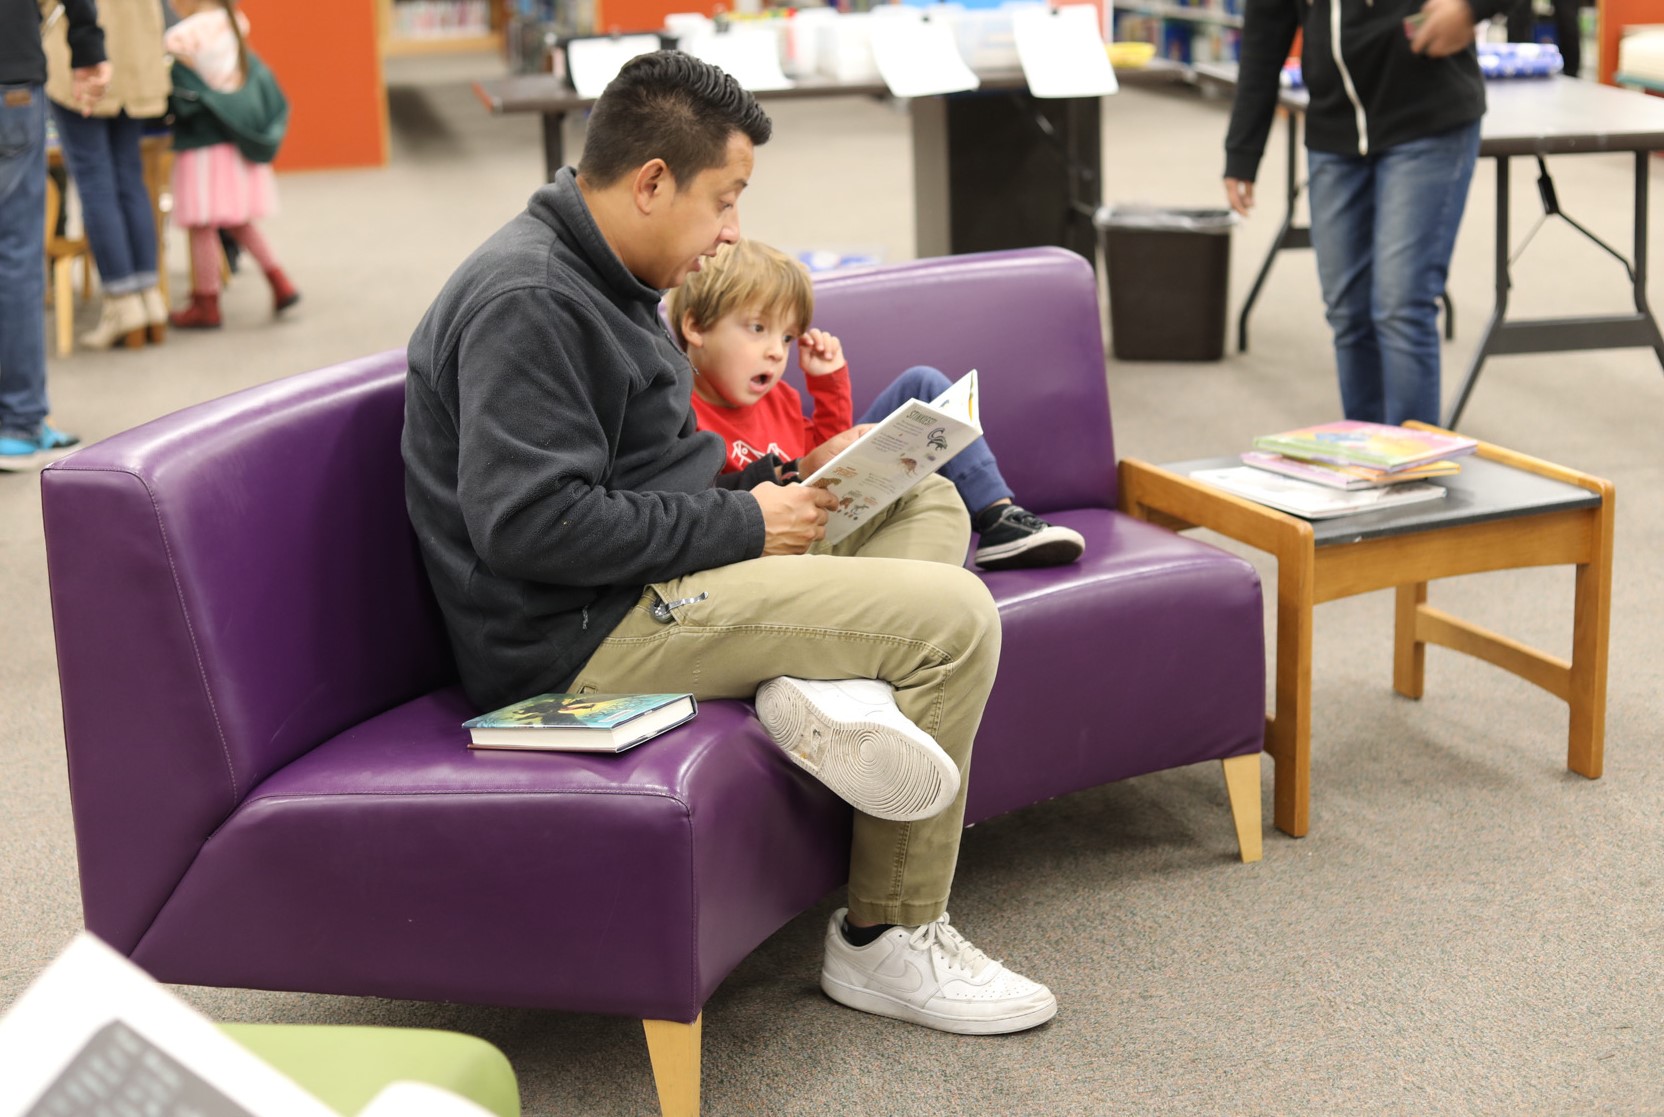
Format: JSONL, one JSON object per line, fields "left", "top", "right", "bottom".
{"left": 972, "top": 505, "right": 1085, "bottom": 571}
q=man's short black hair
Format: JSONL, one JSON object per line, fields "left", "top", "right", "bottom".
{"left": 578, "top": 51, "right": 772, "bottom": 188}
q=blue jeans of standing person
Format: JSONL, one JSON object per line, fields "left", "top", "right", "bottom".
{"left": 0, "top": 83, "right": 50, "bottom": 439}
{"left": 49, "top": 106, "right": 158, "bottom": 296}
{"left": 857, "top": 365, "right": 1012, "bottom": 516}
{"left": 1307, "top": 120, "right": 1481, "bottom": 426}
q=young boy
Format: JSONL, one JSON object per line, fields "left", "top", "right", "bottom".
{"left": 668, "top": 240, "right": 1086, "bottom": 571}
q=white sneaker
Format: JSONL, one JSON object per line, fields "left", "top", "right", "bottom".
{"left": 754, "top": 676, "right": 960, "bottom": 822}
{"left": 820, "top": 909, "right": 1058, "bottom": 1035}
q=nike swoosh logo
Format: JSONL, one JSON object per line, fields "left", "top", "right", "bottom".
{"left": 869, "top": 944, "right": 925, "bottom": 994}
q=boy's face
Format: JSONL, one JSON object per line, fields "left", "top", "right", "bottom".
{"left": 687, "top": 304, "right": 800, "bottom": 409}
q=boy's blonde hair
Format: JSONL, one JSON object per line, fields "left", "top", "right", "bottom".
{"left": 666, "top": 240, "right": 815, "bottom": 348}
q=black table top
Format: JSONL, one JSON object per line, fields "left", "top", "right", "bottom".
{"left": 1163, "top": 454, "right": 1603, "bottom": 546}
{"left": 476, "top": 57, "right": 1192, "bottom": 114}
{"left": 1192, "top": 61, "right": 1664, "bottom": 155}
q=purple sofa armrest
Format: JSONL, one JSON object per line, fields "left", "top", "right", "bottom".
{"left": 42, "top": 352, "right": 455, "bottom": 952}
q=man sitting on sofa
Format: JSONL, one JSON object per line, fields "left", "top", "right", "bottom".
{"left": 401, "top": 49, "right": 1056, "bottom": 1035}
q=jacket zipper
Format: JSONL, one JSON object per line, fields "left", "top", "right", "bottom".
{"left": 1329, "top": 0, "right": 1370, "bottom": 155}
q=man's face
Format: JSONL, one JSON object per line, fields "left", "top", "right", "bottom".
{"left": 646, "top": 132, "right": 754, "bottom": 291}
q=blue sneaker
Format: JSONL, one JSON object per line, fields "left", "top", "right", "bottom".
{"left": 0, "top": 425, "right": 82, "bottom": 473}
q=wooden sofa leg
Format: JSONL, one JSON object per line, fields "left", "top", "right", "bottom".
{"left": 642, "top": 1015, "right": 702, "bottom": 1117}
{"left": 1221, "top": 754, "right": 1263, "bottom": 863}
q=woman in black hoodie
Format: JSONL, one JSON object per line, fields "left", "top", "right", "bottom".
{"left": 1222, "top": 0, "right": 1511, "bottom": 426}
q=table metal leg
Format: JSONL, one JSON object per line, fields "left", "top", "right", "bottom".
{"left": 1632, "top": 151, "right": 1664, "bottom": 373}
{"left": 1445, "top": 156, "right": 1513, "bottom": 429}
{"left": 541, "top": 112, "right": 566, "bottom": 182}
{"left": 1238, "top": 110, "right": 1307, "bottom": 353}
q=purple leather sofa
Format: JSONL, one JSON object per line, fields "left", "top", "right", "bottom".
{"left": 43, "top": 247, "right": 1264, "bottom": 1116}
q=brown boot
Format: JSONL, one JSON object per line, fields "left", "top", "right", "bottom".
{"left": 170, "top": 292, "right": 222, "bottom": 330}
{"left": 266, "top": 268, "right": 300, "bottom": 313}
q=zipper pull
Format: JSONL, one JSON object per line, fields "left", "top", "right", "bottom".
{"left": 651, "top": 591, "right": 709, "bottom": 624}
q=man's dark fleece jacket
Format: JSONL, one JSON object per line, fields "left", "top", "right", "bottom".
{"left": 404, "top": 168, "right": 779, "bottom": 712}
{"left": 1223, "top": 0, "right": 1511, "bottom": 183}
{"left": 2, "top": 0, "right": 103, "bottom": 85}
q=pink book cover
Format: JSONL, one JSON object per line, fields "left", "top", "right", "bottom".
{"left": 1252, "top": 420, "right": 1477, "bottom": 471}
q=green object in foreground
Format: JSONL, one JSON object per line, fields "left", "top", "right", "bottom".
{"left": 217, "top": 1023, "right": 520, "bottom": 1117}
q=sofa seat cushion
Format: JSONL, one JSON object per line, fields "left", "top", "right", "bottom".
{"left": 970, "top": 507, "right": 1265, "bottom": 824}
{"left": 131, "top": 692, "right": 851, "bottom": 1024}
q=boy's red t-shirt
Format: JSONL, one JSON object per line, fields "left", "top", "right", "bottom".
{"left": 691, "top": 366, "right": 854, "bottom": 473}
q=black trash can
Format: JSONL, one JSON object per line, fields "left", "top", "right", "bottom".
{"left": 1096, "top": 205, "right": 1236, "bottom": 362}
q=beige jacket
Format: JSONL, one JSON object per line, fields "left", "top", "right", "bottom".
{"left": 43, "top": 0, "right": 170, "bottom": 118}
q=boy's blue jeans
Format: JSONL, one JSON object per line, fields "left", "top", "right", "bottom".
{"left": 49, "top": 105, "right": 158, "bottom": 296}
{"left": 0, "top": 83, "right": 49, "bottom": 439}
{"left": 858, "top": 365, "right": 1012, "bottom": 517}
{"left": 1307, "top": 121, "right": 1481, "bottom": 426}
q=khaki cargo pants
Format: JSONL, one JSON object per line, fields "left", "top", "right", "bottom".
{"left": 569, "top": 475, "right": 1000, "bottom": 925}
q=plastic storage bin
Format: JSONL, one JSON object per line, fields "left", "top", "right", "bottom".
{"left": 1096, "top": 205, "right": 1235, "bottom": 362}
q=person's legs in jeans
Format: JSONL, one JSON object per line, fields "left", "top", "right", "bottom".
{"left": 859, "top": 365, "right": 1012, "bottom": 515}
{"left": 1369, "top": 122, "right": 1481, "bottom": 426}
{"left": 1308, "top": 148, "right": 1384, "bottom": 421}
{"left": 49, "top": 107, "right": 144, "bottom": 294}
{"left": 106, "top": 112, "right": 158, "bottom": 292}
{"left": 0, "top": 83, "right": 51, "bottom": 441}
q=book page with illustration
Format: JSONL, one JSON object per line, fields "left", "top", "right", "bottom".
{"left": 802, "top": 369, "right": 982, "bottom": 545}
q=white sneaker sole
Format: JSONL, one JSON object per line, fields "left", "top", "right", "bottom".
{"left": 0, "top": 445, "right": 78, "bottom": 473}
{"left": 974, "top": 524, "right": 1086, "bottom": 570}
{"left": 755, "top": 678, "right": 961, "bottom": 822}
{"left": 821, "top": 971, "right": 1059, "bottom": 1035}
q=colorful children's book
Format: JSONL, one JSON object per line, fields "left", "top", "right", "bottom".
{"left": 463, "top": 692, "right": 697, "bottom": 753}
{"left": 1251, "top": 420, "right": 1477, "bottom": 472}
{"left": 1240, "top": 450, "right": 1463, "bottom": 490}
{"left": 1191, "top": 465, "right": 1448, "bottom": 520}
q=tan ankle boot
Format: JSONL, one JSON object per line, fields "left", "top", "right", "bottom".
{"left": 80, "top": 293, "right": 149, "bottom": 351}
{"left": 139, "top": 287, "right": 169, "bottom": 344}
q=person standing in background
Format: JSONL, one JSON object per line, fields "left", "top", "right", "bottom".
{"left": 43, "top": 0, "right": 171, "bottom": 349}
{"left": 1222, "top": 0, "right": 1510, "bottom": 426}
{"left": 0, "top": 0, "right": 108, "bottom": 471}
{"left": 1508, "top": 0, "right": 1583, "bottom": 78}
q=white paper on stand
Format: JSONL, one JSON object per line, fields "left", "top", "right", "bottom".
{"left": 684, "top": 26, "right": 795, "bottom": 91}
{"left": 567, "top": 34, "right": 663, "bottom": 98}
{"left": 1013, "top": 4, "right": 1118, "bottom": 98}
{"left": 870, "top": 13, "right": 980, "bottom": 97}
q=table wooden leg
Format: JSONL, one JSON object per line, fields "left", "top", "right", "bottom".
{"left": 1567, "top": 497, "right": 1614, "bottom": 778}
{"left": 1394, "top": 582, "right": 1428, "bottom": 699}
{"left": 1271, "top": 544, "right": 1316, "bottom": 838}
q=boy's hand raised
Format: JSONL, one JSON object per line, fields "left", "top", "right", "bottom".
{"left": 752, "top": 482, "right": 841, "bottom": 555}
{"left": 799, "top": 329, "right": 845, "bottom": 376}
{"left": 799, "top": 424, "right": 875, "bottom": 478}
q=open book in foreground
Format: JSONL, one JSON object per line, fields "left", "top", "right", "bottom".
{"left": 0, "top": 934, "right": 496, "bottom": 1117}
{"left": 803, "top": 368, "right": 982, "bottom": 545}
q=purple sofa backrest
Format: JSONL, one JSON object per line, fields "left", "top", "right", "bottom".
{"left": 799, "top": 247, "right": 1116, "bottom": 512}
{"left": 42, "top": 352, "right": 454, "bottom": 951}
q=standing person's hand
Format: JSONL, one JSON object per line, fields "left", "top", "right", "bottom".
{"left": 1410, "top": 0, "right": 1478, "bottom": 57}
{"left": 799, "top": 328, "right": 845, "bottom": 376}
{"left": 70, "top": 61, "right": 112, "bottom": 115}
{"left": 1223, "top": 178, "right": 1255, "bottom": 217}
{"left": 751, "top": 482, "right": 840, "bottom": 555}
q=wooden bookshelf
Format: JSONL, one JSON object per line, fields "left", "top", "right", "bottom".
{"left": 378, "top": 0, "right": 505, "bottom": 58}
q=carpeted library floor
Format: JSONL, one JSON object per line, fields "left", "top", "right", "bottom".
{"left": 3, "top": 56, "right": 1661, "bottom": 1114}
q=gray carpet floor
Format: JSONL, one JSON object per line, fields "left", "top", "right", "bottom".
{"left": 3, "top": 56, "right": 1662, "bottom": 1115}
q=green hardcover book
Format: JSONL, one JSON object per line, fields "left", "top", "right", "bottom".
{"left": 462, "top": 692, "right": 697, "bottom": 753}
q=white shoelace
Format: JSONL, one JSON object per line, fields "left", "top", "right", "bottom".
{"left": 908, "top": 914, "right": 994, "bottom": 978}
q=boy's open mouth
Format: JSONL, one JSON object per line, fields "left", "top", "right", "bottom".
{"left": 750, "top": 373, "right": 773, "bottom": 390}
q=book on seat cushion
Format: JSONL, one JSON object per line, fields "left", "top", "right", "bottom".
{"left": 463, "top": 692, "right": 697, "bottom": 752}
{"left": 1251, "top": 420, "right": 1477, "bottom": 472}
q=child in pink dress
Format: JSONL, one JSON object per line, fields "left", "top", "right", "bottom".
{"left": 165, "top": 0, "right": 298, "bottom": 328}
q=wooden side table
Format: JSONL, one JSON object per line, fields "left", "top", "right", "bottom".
{"left": 1118, "top": 425, "right": 1614, "bottom": 838}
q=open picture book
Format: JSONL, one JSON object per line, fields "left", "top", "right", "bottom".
{"left": 0, "top": 934, "right": 496, "bottom": 1117}
{"left": 803, "top": 368, "right": 982, "bottom": 545}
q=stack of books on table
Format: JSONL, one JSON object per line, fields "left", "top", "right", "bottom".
{"left": 1191, "top": 420, "right": 1478, "bottom": 520}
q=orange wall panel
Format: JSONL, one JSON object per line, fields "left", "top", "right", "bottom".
{"left": 240, "top": 0, "right": 388, "bottom": 170}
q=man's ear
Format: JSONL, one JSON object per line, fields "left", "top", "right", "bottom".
{"left": 680, "top": 311, "right": 705, "bottom": 349}
{"left": 631, "top": 159, "right": 674, "bottom": 215}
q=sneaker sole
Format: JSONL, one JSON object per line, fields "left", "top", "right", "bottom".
{"left": 974, "top": 526, "right": 1086, "bottom": 571}
{"left": 0, "top": 446, "right": 78, "bottom": 473}
{"left": 756, "top": 679, "right": 961, "bottom": 822}
{"left": 821, "top": 972, "right": 1058, "bottom": 1035}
